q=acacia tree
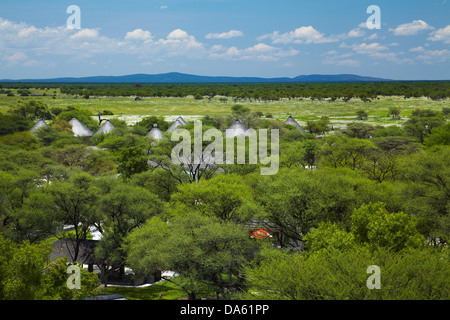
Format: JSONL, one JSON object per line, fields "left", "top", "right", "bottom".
{"left": 94, "top": 181, "right": 164, "bottom": 283}
{"left": 125, "top": 213, "right": 257, "bottom": 299}
{"left": 116, "top": 146, "right": 149, "bottom": 179}
{"left": 249, "top": 167, "right": 379, "bottom": 248}
{"left": 388, "top": 106, "right": 401, "bottom": 120}
{"left": 46, "top": 173, "right": 101, "bottom": 262}
{"left": 8, "top": 99, "right": 53, "bottom": 121}
{"left": 403, "top": 109, "right": 446, "bottom": 144}
{"left": 398, "top": 146, "right": 450, "bottom": 245}
{"left": 0, "top": 235, "right": 99, "bottom": 300}
{"left": 356, "top": 109, "right": 369, "bottom": 120}
{"left": 169, "top": 174, "right": 258, "bottom": 224}
{"left": 241, "top": 203, "right": 448, "bottom": 300}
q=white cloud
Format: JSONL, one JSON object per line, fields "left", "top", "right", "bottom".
{"left": 209, "top": 43, "right": 298, "bottom": 61}
{"left": 160, "top": 5, "right": 168, "bottom": 9}
{"left": 18, "top": 26, "right": 38, "bottom": 38}
{"left": 4, "top": 52, "right": 27, "bottom": 62}
{"left": 0, "top": 18, "right": 207, "bottom": 64}
{"left": 365, "top": 33, "right": 378, "bottom": 40}
{"left": 258, "top": 26, "right": 337, "bottom": 44}
{"left": 244, "top": 43, "right": 275, "bottom": 53}
{"left": 347, "top": 28, "right": 365, "bottom": 38}
{"left": 428, "top": 25, "right": 450, "bottom": 43}
{"left": 417, "top": 49, "right": 450, "bottom": 63}
{"left": 345, "top": 42, "right": 411, "bottom": 64}
{"left": 156, "top": 29, "right": 204, "bottom": 56}
{"left": 390, "top": 20, "right": 434, "bottom": 36}
{"left": 205, "top": 30, "right": 244, "bottom": 39}
{"left": 167, "top": 29, "right": 189, "bottom": 40}
{"left": 350, "top": 42, "right": 388, "bottom": 54}
{"left": 358, "top": 22, "right": 369, "bottom": 29}
{"left": 125, "top": 28, "right": 153, "bottom": 41}
{"left": 410, "top": 46, "right": 425, "bottom": 52}
{"left": 70, "top": 28, "right": 99, "bottom": 39}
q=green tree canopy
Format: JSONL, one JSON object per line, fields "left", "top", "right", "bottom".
{"left": 125, "top": 213, "right": 257, "bottom": 299}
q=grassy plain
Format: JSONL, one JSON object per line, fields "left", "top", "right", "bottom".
{"left": 0, "top": 88, "right": 448, "bottom": 128}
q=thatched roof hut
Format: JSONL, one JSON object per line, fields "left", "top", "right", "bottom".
{"left": 225, "top": 120, "right": 253, "bottom": 138}
{"left": 175, "top": 116, "right": 187, "bottom": 125}
{"left": 69, "top": 118, "right": 93, "bottom": 137}
{"left": 166, "top": 116, "right": 188, "bottom": 133}
{"left": 95, "top": 120, "right": 115, "bottom": 135}
{"left": 285, "top": 115, "right": 307, "bottom": 133}
{"left": 147, "top": 123, "right": 163, "bottom": 140}
{"left": 167, "top": 119, "right": 185, "bottom": 132}
{"left": 30, "top": 119, "right": 48, "bottom": 132}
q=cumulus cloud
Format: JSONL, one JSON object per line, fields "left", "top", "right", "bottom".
{"left": 417, "top": 49, "right": 450, "bottom": 63}
{"left": 205, "top": 30, "right": 244, "bottom": 39}
{"left": 70, "top": 28, "right": 99, "bottom": 39}
{"left": 346, "top": 42, "right": 412, "bottom": 64}
{"left": 0, "top": 18, "right": 206, "bottom": 65}
{"left": 410, "top": 46, "right": 425, "bottom": 52}
{"left": 167, "top": 29, "right": 189, "bottom": 40}
{"left": 152, "top": 29, "right": 205, "bottom": 59}
{"left": 125, "top": 28, "right": 153, "bottom": 41}
{"left": 258, "top": 26, "right": 337, "bottom": 44}
{"left": 390, "top": 20, "right": 434, "bottom": 36}
{"left": 245, "top": 43, "right": 275, "bottom": 53}
{"left": 209, "top": 42, "right": 298, "bottom": 61}
{"left": 158, "top": 29, "right": 203, "bottom": 49}
{"left": 347, "top": 28, "right": 365, "bottom": 38}
{"left": 428, "top": 25, "right": 450, "bottom": 43}
{"left": 350, "top": 42, "right": 389, "bottom": 54}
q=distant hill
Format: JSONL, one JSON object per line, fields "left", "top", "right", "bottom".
{"left": 1, "top": 72, "right": 392, "bottom": 83}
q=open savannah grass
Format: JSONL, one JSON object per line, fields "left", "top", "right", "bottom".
{"left": 0, "top": 89, "right": 447, "bottom": 128}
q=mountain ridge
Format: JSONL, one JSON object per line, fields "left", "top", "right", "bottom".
{"left": 0, "top": 72, "right": 393, "bottom": 83}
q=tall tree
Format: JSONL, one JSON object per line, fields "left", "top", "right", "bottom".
{"left": 94, "top": 181, "right": 164, "bottom": 283}
{"left": 125, "top": 213, "right": 257, "bottom": 299}
{"left": 8, "top": 99, "right": 53, "bottom": 121}
{"left": 46, "top": 173, "right": 100, "bottom": 262}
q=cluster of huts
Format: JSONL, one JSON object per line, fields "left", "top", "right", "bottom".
{"left": 30, "top": 115, "right": 307, "bottom": 138}
{"left": 38, "top": 115, "right": 307, "bottom": 292}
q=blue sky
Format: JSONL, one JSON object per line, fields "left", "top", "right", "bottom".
{"left": 0, "top": 0, "right": 449, "bottom": 80}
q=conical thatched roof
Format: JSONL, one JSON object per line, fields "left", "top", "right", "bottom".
{"left": 285, "top": 115, "right": 307, "bottom": 133}
{"left": 176, "top": 116, "right": 187, "bottom": 125}
{"left": 225, "top": 120, "right": 252, "bottom": 138}
{"left": 30, "top": 119, "right": 48, "bottom": 132}
{"left": 167, "top": 119, "right": 185, "bottom": 132}
{"left": 69, "top": 118, "right": 93, "bottom": 137}
{"left": 147, "top": 123, "right": 163, "bottom": 140}
{"left": 95, "top": 120, "right": 115, "bottom": 135}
